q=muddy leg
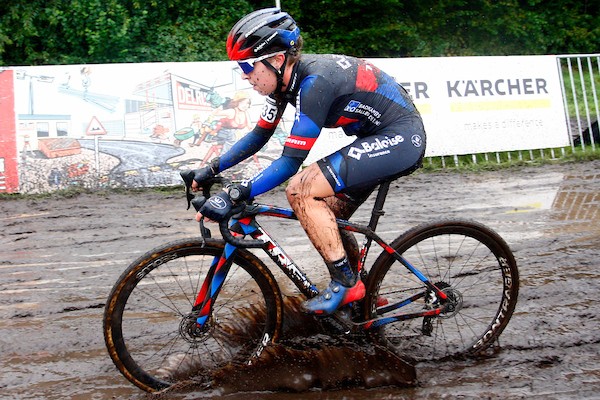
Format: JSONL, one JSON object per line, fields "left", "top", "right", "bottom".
{"left": 324, "top": 197, "right": 361, "bottom": 273}
{"left": 286, "top": 164, "right": 344, "bottom": 263}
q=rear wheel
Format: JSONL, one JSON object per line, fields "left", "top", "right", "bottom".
{"left": 103, "top": 238, "right": 283, "bottom": 392}
{"left": 365, "top": 220, "right": 519, "bottom": 361}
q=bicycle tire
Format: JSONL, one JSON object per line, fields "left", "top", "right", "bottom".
{"left": 103, "top": 238, "right": 283, "bottom": 392}
{"left": 364, "top": 219, "right": 519, "bottom": 361}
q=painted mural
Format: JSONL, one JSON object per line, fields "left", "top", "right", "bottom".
{"left": 2, "top": 56, "right": 570, "bottom": 194}
{"left": 1, "top": 61, "right": 293, "bottom": 194}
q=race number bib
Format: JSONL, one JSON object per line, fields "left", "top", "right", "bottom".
{"left": 261, "top": 97, "right": 279, "bottom": 124}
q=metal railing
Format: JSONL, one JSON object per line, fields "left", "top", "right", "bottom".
{"left": 558, "top": 54, "right": 599, "bottom": 152}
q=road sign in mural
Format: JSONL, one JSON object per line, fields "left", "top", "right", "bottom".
{"left": 1, "top": 55, "right": 568, "bottom": 194}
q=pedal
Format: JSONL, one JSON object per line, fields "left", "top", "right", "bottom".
{"left": 319, "top": 311, "right": 352, "bottom": 335}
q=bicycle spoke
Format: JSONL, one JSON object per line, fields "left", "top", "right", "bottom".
{"left": 104, "top": 239, "right": 281, "bottom": 392}
{"left": 365, "top": 221, "right": 519, "bottom": 361}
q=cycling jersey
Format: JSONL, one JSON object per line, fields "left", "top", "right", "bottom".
{"left": 219, "top": 54, "right": 425, "bottom": 199}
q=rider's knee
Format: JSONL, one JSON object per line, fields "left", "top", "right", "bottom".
{"left": 285, "top": 178, "right": 301, "bottom": 205}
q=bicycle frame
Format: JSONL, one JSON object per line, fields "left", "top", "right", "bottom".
{"left": 191, "top": 181, "right": 449, "bottom": 331}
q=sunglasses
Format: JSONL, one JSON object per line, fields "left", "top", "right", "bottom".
{"left": 237, "top": 51, "right": 286, "bottom": 74}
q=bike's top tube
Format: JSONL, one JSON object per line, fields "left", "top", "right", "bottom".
{"left": 239, "top": 179, "right": 391, "bottom": 231}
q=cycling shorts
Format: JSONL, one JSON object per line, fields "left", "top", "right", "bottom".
{"left": 317, "top": 114, "right": 426, "bottom": 203}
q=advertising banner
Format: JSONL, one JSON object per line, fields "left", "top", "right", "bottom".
{"left": 372, "top": 55, "right": 569, "bottom": 157}
{"left": 2, "top": 55, "right": 570, "bottom": 193}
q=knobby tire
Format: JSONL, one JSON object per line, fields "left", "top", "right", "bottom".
{"left": 364, "top": 219, "right": 519, "bottom": 361}
{"left": 103, "top": 238, "right": 283, "bottom": 392}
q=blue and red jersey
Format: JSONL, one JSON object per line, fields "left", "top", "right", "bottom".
{"left": 219, "top": 54, "right": 418, "bottom": 198}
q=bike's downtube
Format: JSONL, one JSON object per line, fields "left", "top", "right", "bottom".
{"left": 192, "top": 243, "right": 237, "bottom": 326}
{"left": 249, "top": 225, "right": 319, "bottom": 299}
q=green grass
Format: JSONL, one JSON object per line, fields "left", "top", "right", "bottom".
{"left": 420, "top": 145, "right": 600, "bottom": 173}
{"left": 560, "top": 58, "right": 600, "bottom": 119}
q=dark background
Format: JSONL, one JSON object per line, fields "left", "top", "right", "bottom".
{"left": 1, "top": 0, "right": 598, "bottom": 66}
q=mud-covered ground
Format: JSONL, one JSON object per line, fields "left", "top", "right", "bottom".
{"left": 1, "top": 160, "right": 599, "bottom": 400}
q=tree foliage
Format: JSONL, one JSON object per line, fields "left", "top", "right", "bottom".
{"left": 0, "top": 0, "right": 597, "bottom": 65}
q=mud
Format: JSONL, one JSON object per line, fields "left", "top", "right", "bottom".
{"left": 1, "top": 160, "right": 599, "bottom": 399}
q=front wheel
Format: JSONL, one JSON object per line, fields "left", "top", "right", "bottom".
{"left": 103, "top": 238, "right": 283, "bottom": 392}
{"left": 364, "top": 220, "right": 519, "bottom": 361}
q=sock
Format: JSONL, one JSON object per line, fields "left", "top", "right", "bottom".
{"left": 326, "top": 256, "right": 357, "bottom": 287}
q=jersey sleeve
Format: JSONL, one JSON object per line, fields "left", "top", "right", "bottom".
{"left": 218, "top": 127, "right": 272, "bottom": 170}
{"left": 218, "top": 96, "right": 285, "bottom": 171}
{"left": 248, "top": 154, "right": 303, "bottom": 198}
{"left": 282, "top": 75, "right": 335, "bottom": 161}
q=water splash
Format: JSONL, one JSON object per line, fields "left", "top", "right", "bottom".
{"left": 156, "top": 296, "right": 416, "bottom": 396}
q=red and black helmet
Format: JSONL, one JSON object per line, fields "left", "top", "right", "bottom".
{"left": 226, "top": 8, "right": 300, "bottom": 61}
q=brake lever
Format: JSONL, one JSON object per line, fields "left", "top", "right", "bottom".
{"left": 180, "top": 170, "right": 195, "bottom": 210}
{"left": 199, "top": 218, "right": 212, "bottom": 241}
{"left": 192, "top": 196, "right": 212, "bottom": 242}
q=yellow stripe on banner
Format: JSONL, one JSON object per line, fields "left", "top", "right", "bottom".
{"left": 415, "top": 103, "right": 432, "bottom": 114}
{"left": 450, "top": 99, "right": 552, "bottom": 112}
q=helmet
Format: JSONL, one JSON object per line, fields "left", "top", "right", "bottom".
{"left": 226, "top": 8, "right": 300, "bottom": 61}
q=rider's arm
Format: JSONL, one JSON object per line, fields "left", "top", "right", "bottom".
{"left": 217, "top": 126, "right": 272, "bottom": 170}
{"left": 216, "top": 96, "right": 285, "bottom": 172}
{"left": 245, "top": 76, "right": 335, "bottom": 198}
{"left": 248, "top": 154, "right": 303, "bottom": 197}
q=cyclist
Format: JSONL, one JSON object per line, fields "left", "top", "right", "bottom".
{"left": 191, "top": 7, "right": 426, "bottom": 316}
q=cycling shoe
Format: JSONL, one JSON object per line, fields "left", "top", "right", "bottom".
{"left": 302, "top": 280, "right": 365, "bottom": 316}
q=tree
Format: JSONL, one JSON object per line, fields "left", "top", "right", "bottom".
{"left": 0, "top": 0, "right": 253, "bottom": 65}
{"left": 0, "top": 0, "right": 597, "bottom": 65}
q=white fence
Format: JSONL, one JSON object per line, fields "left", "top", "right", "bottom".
{"left": 558, "top": 54, "right": 599, "bottom": 152}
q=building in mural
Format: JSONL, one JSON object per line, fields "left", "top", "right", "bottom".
{"left": 4, "top": 62, "right": 286, "bottom": 194}
{"left": 2, "top": 56, "right": 571, "bottom": 194}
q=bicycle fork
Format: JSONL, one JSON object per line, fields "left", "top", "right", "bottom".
{"left": 190, "top": 215, "right": 320, "bottom": 331}
{"left": 191, "top": 243, "right": 238, "bottom": 329}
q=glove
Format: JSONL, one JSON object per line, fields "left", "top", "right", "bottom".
{"left": 226, "top": 182, "right": 252, "bottom": 203}
{"left": 192, "top": 166, "right": 214, "bottom": 187}
{"left": 199, "top": 191, "right": 233, "bottom": 222}
{"left": 193, "top": 157, "right": 220, "bottom": 187}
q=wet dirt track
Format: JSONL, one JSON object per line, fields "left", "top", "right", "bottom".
{"left": 1, "top": 160, "right": 599, "bottom": 400}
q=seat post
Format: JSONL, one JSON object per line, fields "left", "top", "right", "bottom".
{"left": 367, "top": 180, "right": 391, "bottom": 231}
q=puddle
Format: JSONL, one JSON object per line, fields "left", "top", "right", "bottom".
{"left": 0, "top": 160, "right": 599, "bottom": 399}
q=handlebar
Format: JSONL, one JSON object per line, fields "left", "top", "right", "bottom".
{"left": 180, "top": 170, "right": 265, "bottom": 249}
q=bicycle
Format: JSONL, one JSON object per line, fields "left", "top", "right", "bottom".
{"left": 103, "top": 173, "right": 519, "bottom": 392}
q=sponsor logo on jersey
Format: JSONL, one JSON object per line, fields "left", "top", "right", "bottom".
{"left": 343, "top": 100, "right": 382, "bottom": 126}
{"left": 411, "top": 134, "right": 423, "bottom": 148}
{"left": 285, "top": 135, "right": 317, "bottom": 150}
{"left": 294, "top": 88, "right": 302, "bottom": 122}
{"left": 347, "top": 134, "right": 404, "bottom": 160}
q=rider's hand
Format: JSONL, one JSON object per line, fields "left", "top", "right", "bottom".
{"left": 191, "top": 166, "right": 215, "bottom": 192}
{"left": 190, "top": 157, "right": 220, "bottom": 192}
{"left": 197, "top": 191, "right": 234, "bottom": 222}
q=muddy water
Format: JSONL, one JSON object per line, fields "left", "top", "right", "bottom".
{"left": 1, "top": 160, "right": 599, "bottom": 399}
